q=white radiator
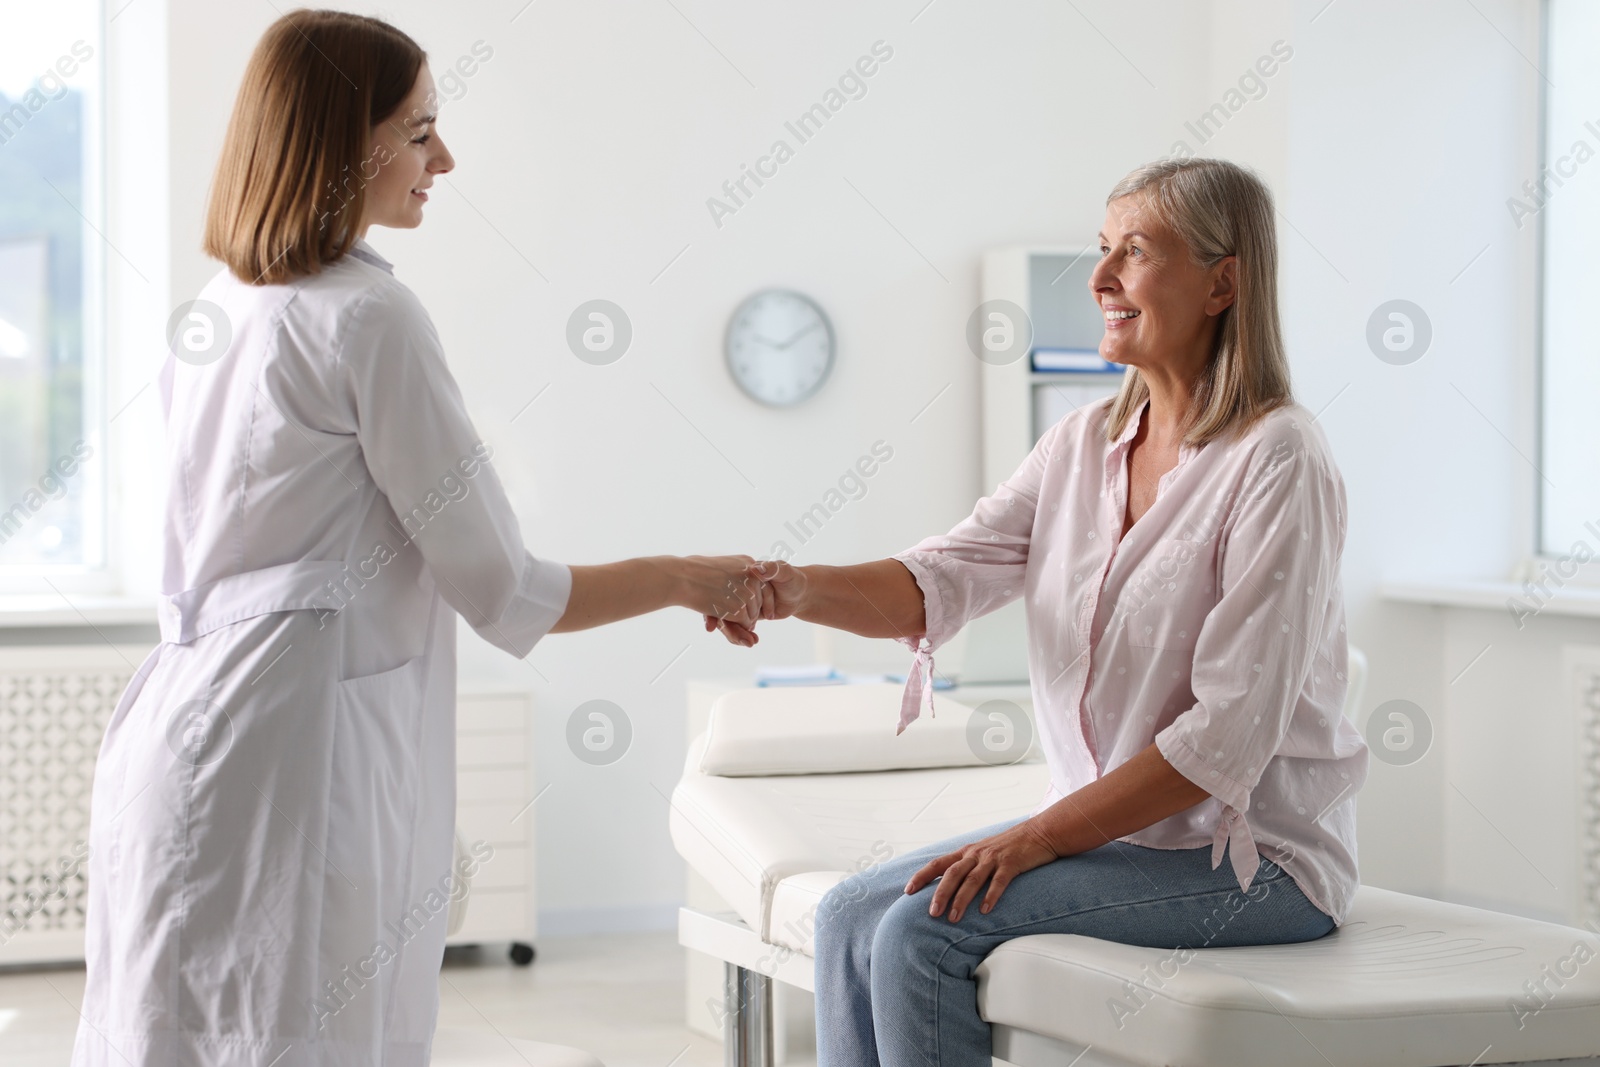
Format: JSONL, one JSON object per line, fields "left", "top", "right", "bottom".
{"left": 0, "top": 645, "right": 538, "bottom": 967}
{"left": 0, "top": 644, "right": 150, "bottom": 966}
{"left": 1568, "top": 645, "right": 1600, "bottom": 928}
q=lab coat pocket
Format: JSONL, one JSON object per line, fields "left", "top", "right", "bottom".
{"left": 323, "top": 655, "right": 428, "bottom": 954}
{"left": 1125, "top": 538, "right": 1209, "bottom": 652}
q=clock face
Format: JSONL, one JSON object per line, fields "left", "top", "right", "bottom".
{"left": 725, "top": 289, "right": 835, "bottom": 407}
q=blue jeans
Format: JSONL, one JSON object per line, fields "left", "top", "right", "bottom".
{"left": 812, "top": 818, "right": 1335, "bottom": 1067}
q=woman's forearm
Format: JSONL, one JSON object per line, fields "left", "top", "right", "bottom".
{"left": 789, "top": 559, "right": 926, "bottom": 640}
{"left": 1027, "top": 744, "right": 1211, "bottom": 857}
{"left": 551, "top": 557, "right": 685, "bottom": 633}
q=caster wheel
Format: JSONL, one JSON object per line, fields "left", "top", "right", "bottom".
{"left": 509, "top": 942, "right": 536, "bottom": 966}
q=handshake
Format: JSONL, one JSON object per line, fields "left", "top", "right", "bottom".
{"left": 691, "top": 557, "right": 808, "bottom": 648}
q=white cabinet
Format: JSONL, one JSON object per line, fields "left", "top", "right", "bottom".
{"left": 449, "top": 692, "right": 537, "bottom": 962}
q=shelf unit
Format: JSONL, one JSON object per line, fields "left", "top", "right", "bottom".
{"left": 979, "top": 244, "right": 1128, "bottom": 490}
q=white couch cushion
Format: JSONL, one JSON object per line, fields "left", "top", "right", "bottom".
{"left": 697, "top": 682, "right": 1037, "bottom": 776}
{"left": 671, "top": 732, "right": 1049, "bottom": 940}
{"left": 977, "top": 886, "right": 1600, "bottom": 1067}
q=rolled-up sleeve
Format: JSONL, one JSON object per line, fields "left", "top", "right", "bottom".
{"left": 339, "top": 283, "right": 571, "bottom": 657}
{"left": 1156, "top": 429, "right": 1347, "bottom": 812}
{"left": 893, "top": 419, "right": 1056, "bottom": 653}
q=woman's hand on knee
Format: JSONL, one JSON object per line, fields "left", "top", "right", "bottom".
{"left": 905, "top": 822, "right": 1059, "bottom": 923}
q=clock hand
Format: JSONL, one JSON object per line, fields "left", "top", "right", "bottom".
{"left": 775, "top": 320, "right": 822, "bottom": 350}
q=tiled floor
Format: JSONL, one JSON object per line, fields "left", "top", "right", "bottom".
{"left": 0, "top": 933, "right": 734, "bottom": 1067}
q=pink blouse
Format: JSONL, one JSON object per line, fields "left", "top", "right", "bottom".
{"left": 894, "top": 395, "right": 1367, "bottom": 923}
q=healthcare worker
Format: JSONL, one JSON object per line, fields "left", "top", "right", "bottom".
{"left": 71, "top": 11, "right": 761, "bottom": 1065}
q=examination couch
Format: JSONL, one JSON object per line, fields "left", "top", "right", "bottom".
{"left": 670, "top": 656, "right": 1600, "bottom": 1067}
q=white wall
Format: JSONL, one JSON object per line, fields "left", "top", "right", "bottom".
{"left": 161, "top": 0, "right": 1215, "bottom": 933}
{"left": 1280, "top": 0, "right": 1583, "bottom": 919}
{"left": 148, "top": 0, "right": 1572, "bottom": 933}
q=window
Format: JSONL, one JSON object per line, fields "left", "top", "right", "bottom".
{"left": 1538, "top": 0, "right": 1600, "bottom": 561}
{"left": 0, "top": 1, "right": 104, "bottom": 575}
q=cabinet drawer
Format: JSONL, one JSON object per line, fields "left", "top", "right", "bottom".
{"left": 457, "top": 801, "right": 532, "bottom": 847}
{"left": 453, "top": 888, "right": 533, "bottom": 941}
{"left": 458, "top": 767, "right": 529, "bottom": 803}
{"left": 457, "top": 695, "right": 529, "bottom": 733}
{"left": 468, "top": 843, "right": 530, "bottom": 891}
{"left": 457, "top": 730, "right": 526, "bottom": 768}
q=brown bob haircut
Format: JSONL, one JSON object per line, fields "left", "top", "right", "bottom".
{"left": 204, "top": 10, "right": 425, "bottom": 285}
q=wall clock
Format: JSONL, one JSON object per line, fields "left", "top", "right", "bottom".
{"left": 724, "top": 289, "right": 835, "bottom": 406}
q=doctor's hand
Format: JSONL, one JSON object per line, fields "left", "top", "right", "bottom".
{"left": 905, "top": 821, "right": 1060, "bottom": 923}
{"left": 676, "top": 555, "right": 763, "bottom": 645}
{"left": 704, "top": 560, "right": 808, "bottom": 647}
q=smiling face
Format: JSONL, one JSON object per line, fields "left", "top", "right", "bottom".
{"left": 1090, "top": 194, "right": 1237, "bottom": 380}
{"left": 360, "top": 66, "right": 454, "bottom": 237}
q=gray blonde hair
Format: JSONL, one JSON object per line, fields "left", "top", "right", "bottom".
{"left": 1102, "top": 158, "right": 1293, "bottom": 446}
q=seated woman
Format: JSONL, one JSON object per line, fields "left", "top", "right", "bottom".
{"left": 714, "top": 157, "right": 1368, "bottom": 1066}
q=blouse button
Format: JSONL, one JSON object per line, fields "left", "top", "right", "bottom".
{"left": 1178, "top": 630, "right": 1187, "bottom": 638}
{"left": 1088, "top": 532, "right": 1095, "bottom": 540}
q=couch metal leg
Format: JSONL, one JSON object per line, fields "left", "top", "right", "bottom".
{"left": 723, "top": 962, "right": 773, "bottom": 1067}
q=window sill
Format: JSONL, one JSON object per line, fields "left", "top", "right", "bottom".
{"left": 1382, "top": 578, "right": 1600, "bottom": 620}
{"left": 0, "top": 595, "right": 158, "bottom": 628}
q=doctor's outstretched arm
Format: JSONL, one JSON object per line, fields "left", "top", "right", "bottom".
{"left": 554, "top": 555, "right": 764, "bottom": 635}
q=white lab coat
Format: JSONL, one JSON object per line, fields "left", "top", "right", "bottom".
{"left": 73, "top": 240, "right": 571, "bottom": 1067}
